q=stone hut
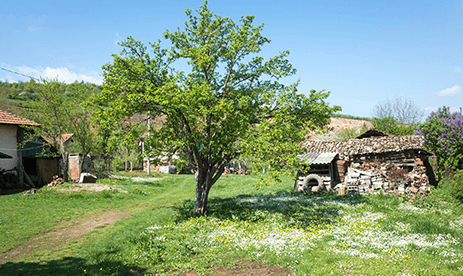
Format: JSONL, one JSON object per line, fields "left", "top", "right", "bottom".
{"left": 296, "top": 129, "right": 436, "bottom": 196}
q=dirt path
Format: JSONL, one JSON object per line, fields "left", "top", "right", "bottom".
{"left": 0, "top": 209, "right": 133, "bottom": 263}
{"left": 1, "top": 208, "right": 292, "bottom": 275}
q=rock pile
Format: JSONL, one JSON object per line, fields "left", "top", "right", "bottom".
{"left": 334, "top": 158, "right": 431, "bottom": 196}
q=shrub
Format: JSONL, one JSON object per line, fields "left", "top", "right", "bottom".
{"left": 371, "top": 116, "right": 418, "bottom": 135}
{"left": 416, "top": 106, "right": 463, "bottom": 171}
{"left": 451, "top": 170, "right": 463, "bottom": 203}
{"left": 335, "top": 127, "right": 362, "bottom": 141}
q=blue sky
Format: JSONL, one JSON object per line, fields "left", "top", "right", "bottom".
{"left": 1, "top": 0, "right": 462, "bottom": 118}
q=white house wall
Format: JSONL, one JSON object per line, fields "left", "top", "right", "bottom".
{"left": 0, "top": 124, "right": 18, "bottom": 171}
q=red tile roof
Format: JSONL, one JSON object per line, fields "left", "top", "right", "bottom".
{"left": 58, "top": 134, "right": 73, "bottom": 143}
{"left": 0, "top": 110, "right": 40, "bottom": 126}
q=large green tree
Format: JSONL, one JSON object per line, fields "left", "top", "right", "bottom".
{"left": 97, "top": 3, "right": 340, "bottom": 215}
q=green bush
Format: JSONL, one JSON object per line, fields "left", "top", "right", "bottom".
{"left": 451, "top": 170, "right": 463, "bottom": 203}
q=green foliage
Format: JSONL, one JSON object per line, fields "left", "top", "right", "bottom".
{"left": 23, "top": 79, "right": 70, "bottom": 158}
{"left": 417, "top": 106, "right": 463, "bottom": 171}
{"left": 335, "top": 125, "right": 371, "bottom": 141}
{"left": 371, "top": 116, "right": 418, "bottom": 135}
{"left": 0, "top": 80, "right": 102, "bottom": 116}
{"left": 96, "top": 2, "right": 340, "bottom": 215}
{"left": 21, "top": 78, "right": 99, "bottom": 178}
{"left": 451, "top": 170, "right": 463, "bottom": 203}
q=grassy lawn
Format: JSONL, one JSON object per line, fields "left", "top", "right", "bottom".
{"left": 0, "top": 173, "right": 462, "bottom": 275}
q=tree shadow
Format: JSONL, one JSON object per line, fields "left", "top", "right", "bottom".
{"left": 174, "top": 191, "right": 368, "bottom": 227}
{"left": 0, "top": 257, "right": 146, "bottom": 276}
{"left": 0, "top": 189, "right": 25, "bottom": 196}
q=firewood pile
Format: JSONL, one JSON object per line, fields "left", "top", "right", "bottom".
{"left": 335, "top": 158, "right": 430, "bottom": 196}
{"left": 237, "top": 169, "right": 247, "bottom": 175}
{"left": 23, "top": 188, "right": 37, "bottom": 195}
{"left": 223, "top": 168, "right": 247, "bottom": 175}
{"left": 47, "top": 175, "right": 64, "bottom": 188}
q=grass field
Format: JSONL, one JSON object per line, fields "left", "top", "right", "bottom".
{"left": 0, "top": 172, "right": 462, "bottom": 275}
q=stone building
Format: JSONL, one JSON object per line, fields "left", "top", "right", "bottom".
{"left": 296, "top": 129, "right": 436, "bottom": 196}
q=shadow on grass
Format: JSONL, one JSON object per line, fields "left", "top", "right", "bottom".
{"left": 174, "top": 191, "right": 368, "bottom": 226}
{"left": 0, "top": 257, "right": 144, "bottom": 276}
{"left": 0, "top": 189, "right": 29, "bottom": 196}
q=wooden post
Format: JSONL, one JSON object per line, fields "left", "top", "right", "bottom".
{"left": 329, "top": 163, "right": 333, "bottom": 190}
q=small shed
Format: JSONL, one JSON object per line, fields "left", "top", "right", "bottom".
{"left": 294, "top": 152, "right": 339, "bottom": 193}
{"left": 298, "top": 129, "right": 436, "bottom": 195}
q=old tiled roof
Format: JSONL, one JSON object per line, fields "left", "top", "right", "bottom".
{"left": 302, "top": 135, "right": 432, "bottom": 159}
{"left": 298, "top": 152, "right": 339, "bottom": 165}
{"left": 0, "top": 110, "right": 40, "bottom": 126}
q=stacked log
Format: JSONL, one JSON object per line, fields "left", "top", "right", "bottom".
{"left": 237, "top": 169, "right": 247, "bottom": 175}
{"left": 47, "top": 175, "right": 64, "bottom": 187}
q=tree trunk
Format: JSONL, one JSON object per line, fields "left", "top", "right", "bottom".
{"left": 194, "top": 170, "right": 212, "bottom": 216}
{"left": 79, "top": 154, "right": 89, "bottom": 176}
{"left": 62, "top": 153, "right": 69, "bottom": 182}
{"left": 193, "top": 160, "right": 227, "bottom": 216}
{"left": 194, "top": 181, "right": 210, "bottom": 216}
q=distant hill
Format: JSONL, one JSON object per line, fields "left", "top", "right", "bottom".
{"left": 307, "top": 117, "right": 373, "bottom": 141}
{"left": 0, "top": 80, "right": 102, "bottom": 115}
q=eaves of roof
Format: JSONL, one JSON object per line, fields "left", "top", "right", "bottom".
{"left": 298, "top": 152, "right": 339, "bottom": 165}
{"left": 0, "top": 110, "right": 40, "bottom": 126}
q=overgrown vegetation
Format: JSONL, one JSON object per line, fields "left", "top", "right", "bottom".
{"left": 1, "top": 174, "right": 462, "bottom": 275}
{"left": 451, "top": 170, "right": 463, "bottom": 203}
{"left": 371, "top": 116, "right": 418, "bottom": 136}
{"left": 334, "top": 125, "right": 370, "bottom": 141}
{"left": 331, "top": 113, "right": 372, "bottom": 121}
{"left": 417, "top": 106, "right": 463, "bottom": 172}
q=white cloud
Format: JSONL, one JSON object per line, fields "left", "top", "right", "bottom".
{"left": 455, "top": 67, "right": 462, "bottom": 73}
{"left": 437, "top": 85, "right": 461, "bottom": 97}
{"left": 15, "top": 66, "right": 103, "bottom": 85}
